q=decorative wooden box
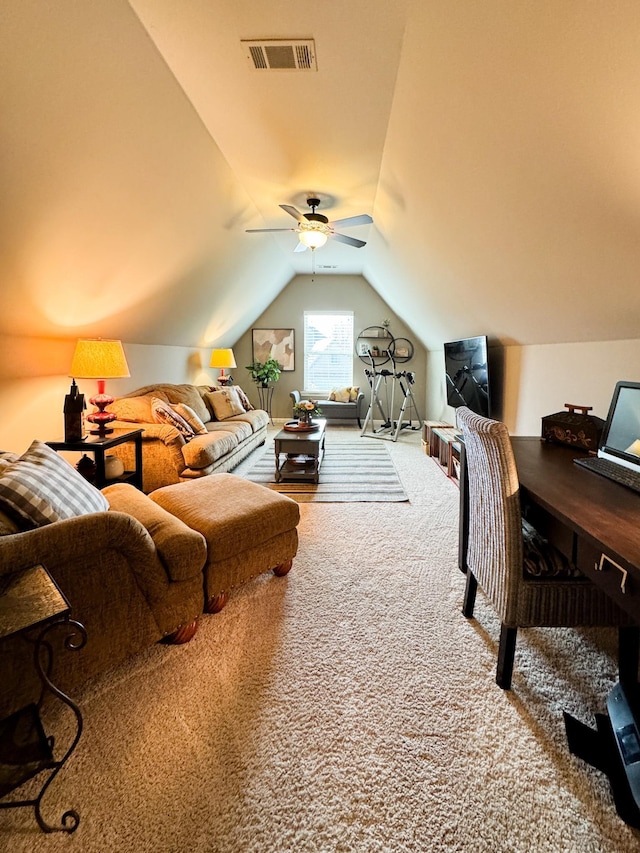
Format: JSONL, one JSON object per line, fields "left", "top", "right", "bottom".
{"left": 541, "top": 404, "right": 604, "bottom": 452}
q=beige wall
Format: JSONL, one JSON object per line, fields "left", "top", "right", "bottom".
{"left": 0, "top": 337, "right": 216, "bottom": 454}
{"left": 1, "top": 330, "right": 638, "bottom": 454}
{"left": 232, "top": 274, "right": 427, "bottom": 421}
{"left": 427, "top": 337, "right": 640, "bottom": 435}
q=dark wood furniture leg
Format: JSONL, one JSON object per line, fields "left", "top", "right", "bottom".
{"left": 497, "top": 625, "right": 517, "bottom": 690}
{"left": 619, "top": 625, "right": 640, "bottom": 687}
{"left": 462, "top": 570, "right": 477, "bottom": 618}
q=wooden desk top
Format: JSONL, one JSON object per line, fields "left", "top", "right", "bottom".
{"left": 511, "top": 437, "right": 640, "bottom": 574}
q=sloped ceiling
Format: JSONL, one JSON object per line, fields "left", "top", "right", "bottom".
{"left": 1, "top": 1, "right": 639, "bottom": 350}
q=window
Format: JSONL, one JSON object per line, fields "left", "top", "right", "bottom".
{"left": 303, "top": 311, "right": 354, "bottom": 393}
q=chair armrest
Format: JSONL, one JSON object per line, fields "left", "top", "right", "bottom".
{"left": 102, "top": 483, "right": 206, "bottom": 582}
{"left": 110, "top": 420, "right": 184, "bottom": 446}
{"left": 0, "top": 508, "right": 203, "bottom": 607}
{"left": 290, "top": 390, "right": 301, "bottom": 408}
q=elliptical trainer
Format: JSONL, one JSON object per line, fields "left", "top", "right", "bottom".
{"left": 358, "top": 330, "right": 423, "bottom": 441}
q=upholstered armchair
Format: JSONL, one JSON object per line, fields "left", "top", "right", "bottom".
{"left": 456, "top": 406, "right": 637, "bottom": 689}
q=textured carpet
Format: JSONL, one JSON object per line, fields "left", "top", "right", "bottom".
{"left": 243, "top": 438, "right": 408, "bottom": 502}
{"left": 2, "top": 427, "right": 639, "bottom": 852}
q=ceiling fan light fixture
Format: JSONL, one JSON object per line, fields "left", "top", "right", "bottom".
{"left": 299, "top": 230, "right": 328, "bottom": 249}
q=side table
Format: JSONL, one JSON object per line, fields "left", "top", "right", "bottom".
{"left": 0, "top": 564, "right": 87, "bottom": 833}
{"left": 46, "top": 427, "right": 143, "bottom": 490}
{"left": 257, "top": 385, "right": 275, "bottom": 424}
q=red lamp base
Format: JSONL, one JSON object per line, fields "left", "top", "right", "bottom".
{"left": 87, "top": 392, "right": 117, "bottom": 437}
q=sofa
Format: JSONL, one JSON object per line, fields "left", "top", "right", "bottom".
{"left": 290, "top": 388, "right": 365, "bottom": 427}
{"left": 0, "top": 439, "right": 300, "bottom": 718}
{"left": 0, "top": 474, "right": 207, "bottom": 718}
{"left": 107, "top": 383, "right": 269, "bottom": 492}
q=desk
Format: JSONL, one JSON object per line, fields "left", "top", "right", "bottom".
{"left": 460, "top": 437, "right": 640, "bottom": 623}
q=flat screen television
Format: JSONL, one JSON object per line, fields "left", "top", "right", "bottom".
{"left": 444, "top": 336, "right": 491, "bottom": 417}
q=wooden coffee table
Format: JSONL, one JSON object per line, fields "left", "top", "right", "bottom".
{"left": 274, "top": 418, "right": 327, "bottom": 484}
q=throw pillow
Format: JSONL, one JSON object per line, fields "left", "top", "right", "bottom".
{"left": 170, "top": 403, "right": 208, "bottom": 435}
{"left": 0, "top": 507, "right": 20, "bottom": 536}
{"left": 151, "top": 398, "right": 195, "bottom": 439}
{"left": 0, "top": 451, "right": 19, "bottom": 469}
{"left": 330, "top": 387, "right": 351, "bottom": 403}
{"left": 204, "top": 388, "right": 245, "bottom": 421}
{"left": 234, "top": 385, "right": 254, "bottom": 411}
{"left": 522, "top": 518, "right": 583, "bottom": 579}
{"left": 0, "top": 440, "right": 109, "bottom": 529}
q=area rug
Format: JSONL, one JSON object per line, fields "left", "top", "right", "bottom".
{"left": 243, "top": 439, "right": 408, "bottom": 502}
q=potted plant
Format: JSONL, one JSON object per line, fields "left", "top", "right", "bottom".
{"left": 245, "top": 357, "right": 282, "bottom": 387}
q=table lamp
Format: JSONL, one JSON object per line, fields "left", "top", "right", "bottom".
{"left": 210, "top": 348, "right": 236, "bottom": 386}
{"left": 70, "top": 338, "right": 130, "bottom": 436}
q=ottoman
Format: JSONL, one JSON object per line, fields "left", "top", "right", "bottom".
{"left": 149, "top": 473, "right": 300, "bottom": 613}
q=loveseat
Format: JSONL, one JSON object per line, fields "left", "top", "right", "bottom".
{"left": 0, "top": 438, "right": 299, "bottom": 719}
{"left": 0, "top": 471, "right": 207, "bottom": 717}
{"left": 290, "top": 388, "right": 365, "bottom": 427}
{"left": 108, "top": 383, "right": 269, "bottom": 492}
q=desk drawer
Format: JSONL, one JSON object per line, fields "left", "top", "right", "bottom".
{"left": 576, "top": 539, "right": 635, "bottom": 608}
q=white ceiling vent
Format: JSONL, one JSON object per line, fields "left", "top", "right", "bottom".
{"left": 241, "top": 39, "right": 317, "bottom": 71}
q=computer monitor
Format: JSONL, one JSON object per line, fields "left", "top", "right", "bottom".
{"left": 598, "top": 381, "right": 640, "bottom": 473}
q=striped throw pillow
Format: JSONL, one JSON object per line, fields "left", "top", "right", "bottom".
{"left": 0, "top": 441, "right": 109, "bottom": 528}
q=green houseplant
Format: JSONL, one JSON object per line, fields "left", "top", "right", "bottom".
{"left": 245, "top": 357, "right": 282, "bottom": 387}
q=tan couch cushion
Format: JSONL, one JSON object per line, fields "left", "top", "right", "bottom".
{"left": 111, "top": 393, "right": 166, "bottom": 424}
{"left": 181, "top": 431, "right": 239, "bottom": 469}
{"left": 121, "top": 384, "right": 211, "bottom": 424}
{"left": 224, "top": 410, "right": 269, "bottom": 432}
{"left": 207, "top": 420, "right": 252, "bottom": 442}
{"left": 159, "top": 385, "right": 211, "bottom": 424}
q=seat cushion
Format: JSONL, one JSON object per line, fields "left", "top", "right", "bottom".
{"left": 181, "top": 431, "right": 239, "bottom": 470}
{"left": 150, "top": 473, "right": 300, "bottom": 563}
{"left": 224, "top": 410, "right": 269, "bottom": 432}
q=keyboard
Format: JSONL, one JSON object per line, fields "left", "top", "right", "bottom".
{"left": 574, "top": 455, "right": 640, "bottom": 495}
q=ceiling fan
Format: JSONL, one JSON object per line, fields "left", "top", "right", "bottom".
{"left": 246, "top": 197, "right": 373, "bottom": 251}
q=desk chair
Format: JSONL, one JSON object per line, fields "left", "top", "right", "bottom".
{"left": 456, "top": 406, "right": 637, "bottom": 690}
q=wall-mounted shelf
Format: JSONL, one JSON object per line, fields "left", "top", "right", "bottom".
{"left": 356, "top": 326, "right": 392, "bottom": 365}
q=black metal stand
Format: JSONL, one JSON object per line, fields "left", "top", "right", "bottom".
{"left": 257, "top": 385, "right": 275, "bottom": 424}
{"left": 0, "top": 566, "right": 86, "bottom": 833}
{"left": 564, "top": 710, "right": 640, "bottom": 827}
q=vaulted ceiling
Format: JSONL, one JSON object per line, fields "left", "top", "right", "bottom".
{"left": 2, "top": 1, "right": 640, "bottom": 351}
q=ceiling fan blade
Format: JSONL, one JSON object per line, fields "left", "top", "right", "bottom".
{"left": 330, "top": 213, "right": 373, "bottom": 229}
{"left": 245, "top": 227, "right": 297, "bottom": 233}
{"left": 279, "top": 204, "right": 305, "bottom": 222}
{"left": 332, "top": 232, "right": 367, "bottom": 248}
{"left": 293, "top": 241, "right": 308, "bottom": 253}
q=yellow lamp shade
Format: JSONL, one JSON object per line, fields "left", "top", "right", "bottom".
{"left": 209, "top": 348, "right": 237, "bottom": 369}
{"left": 70, "top": 339, "right": 130, "bottom": 379}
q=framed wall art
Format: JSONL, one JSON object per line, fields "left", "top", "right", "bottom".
{"left": 252, "top": 328, "right": 295, "bottom": 371}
